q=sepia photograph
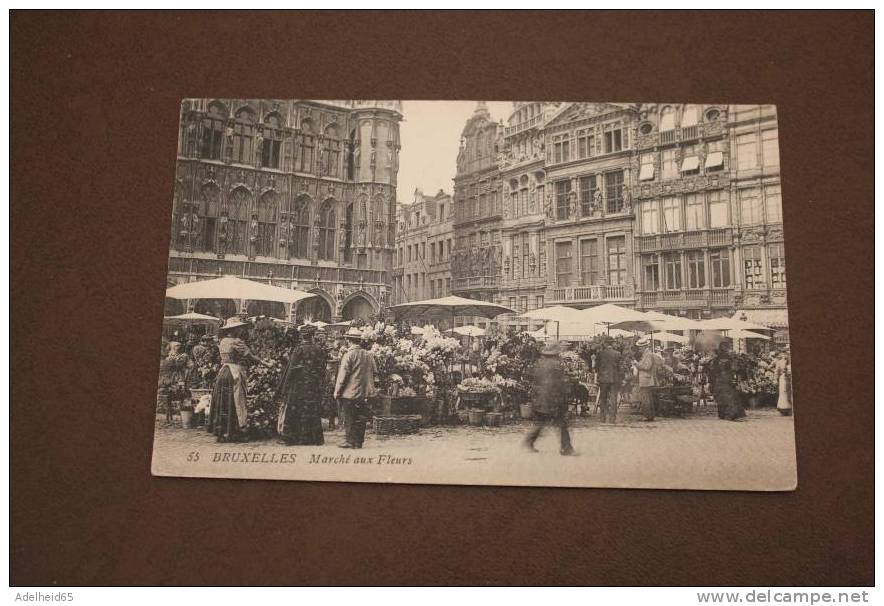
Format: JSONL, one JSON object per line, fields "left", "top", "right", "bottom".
{"left": 151, "top": 99, "right": 796, "bottom": 490}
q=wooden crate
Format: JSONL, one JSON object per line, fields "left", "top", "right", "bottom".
{"left": 372, "top": 415, "right": 422, "bottom": 436}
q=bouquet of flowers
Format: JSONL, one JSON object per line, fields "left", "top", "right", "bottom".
{"left": 246, "top": 358, "right": 283, "bottom": 436}
{"left": 457, "top": 377, "right": 501, "bottom": 395}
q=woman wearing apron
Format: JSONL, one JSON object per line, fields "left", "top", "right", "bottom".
{"left": 208, "top": 317, "right": 266, "bottom": 442}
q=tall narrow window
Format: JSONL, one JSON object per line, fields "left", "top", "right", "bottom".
{"left": 580, "top": 239, "right": 599, "bottom": 285}
{"left": 643, "top": 255, "right": 660, "bottom": 291}
{"left": 553, "top": 135, "right": 570, "bottom": 163}
{"left": 577, "top": 130, "right": 593, "bottom": 159}
{"left": 686, "top": 251, "right": 706, "bottom": 289}
{"left": 663, "top": 252, "right": 682, "bottom": 290}
{"left": 684, "top": 193, "right": 704, "bottom": 230}
{"left": 642, "top": 201, "right": 659, "bottom": 234}
{"left": 227, "top": 187, "right": 251, "bottom": 255}
{"left": 743, "top": 245, "right": 764, "bottom": 288}
{"left": 661, "top": 196, "right": 681, "bottom": 232}
{"left": 555, "top": 180, "right": 570, "bottom": 220}
{"left": 346, "top": 128, "right": 357, "bottom": 180}
{"left": 521, "top": 232, "right": 530, "bottom": 278}
{"left": 765, "top": 184, "right": 782, "bottom": 223}
{"left": 321, "top": 138, "right": 340, "bottom": 177}
{"left": 740, "top": 188, "right": 763, "bottom": 225}
{"left": 256, "top": 191, "right": 278, "bottom": 257}
{"left": 555, "top": 241, "right": 573, "bottom": 287}
{"left": 605, "top": 171, "right": 624, "bottom": 213}
{"left": 291, "top": 196, "right": 311, "bottom": 259}
{"left": 233, "top": 109, "right": 256, "bottom": 165}
{"left": 318, "top": 200, "right": 336, "bottom": 260}
{"left": 681, "top": 105, "right": 700, "bottom": 127}
{"left": 710, "top": 249, "right": 731, "bottom": 288}
{"left": 708, "top": 190, "right": 729, "bottom": 228}
{"left": 300, "top": 135, "right": 314, "bottom": 173}
{"left": 607, "top": 237, "right": 626, "bottom": 286}
{"left": 769, "top": 243, "right": 786, "bottom": 287}
{"left": 660, "top": 106, "right": 676, "bottom": 132}
{"left": 604, "top": 128, "right": 623, "bottom": 153}
{"left": 261, "top": 114, "right": 284, "bottom": 169}
{"left": 762, "top": 129, "right": 780, "bottom": 167}
{"left": 736, "top": 133, "right": 757, "bottom": 171}
{"left": 579, "top": 175, "right": 597, "bottom": 217}
{"left": 538, "top": 233, "right": 547, "bottom": 278}
{"left": 200, "top": 109, "right": 225, "bottom": 160}
{"left": 661, "top": 149, "right": 677, "bottom": 180}
{"left": 200, "top": 183, "right": 220, "bottom": 252}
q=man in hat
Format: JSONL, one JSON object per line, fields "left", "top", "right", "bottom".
{"left": 636, "top": 341, "right": 662, "bottom": 421}
{"left": 524, "top": 341, "right": 575, "bottom": 455}
{"left": 595, "top": 336, "right": 622, "bottom": 424}
{"left": 334, "top": 328, "right": 377, "bottom": 449}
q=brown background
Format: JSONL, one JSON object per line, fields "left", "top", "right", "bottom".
{"left": 11, "top": 11, "right": 874, "bottom": 586}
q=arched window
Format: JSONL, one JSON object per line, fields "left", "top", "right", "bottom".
{"left": 200, "top": 182, "right": 220, "bottom": 252}
{"left": 318, "top": 200, "right": 336, "bottom": 260}
{"left": 200, "top": 102, "right": 226, "bottom": 160}
{"left": 291, "top": 196, "right": 311, "bottom": 259}
{"left": 261, "top": 113, "right": 284, "bottom": 169}
{"left": 682, "top": 105, "right": 700, "bottom": 127}
{"left": 298, "top": 133, "right": 315, "bottom": 173}
{"left": 660, "top": 106, "right": 676, "bottom": 131}
{"left": 227, "top": 187, "right": 251, "bottom": 255}
{"left": 233, "top": 108, "right": 256, "bottom": 165}
{"left": 256, "top": 191, "right": 278, "bottom": 257}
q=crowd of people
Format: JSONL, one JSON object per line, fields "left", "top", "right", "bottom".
{"left": 157, "top": 316, "right": 793, "bottom": 454}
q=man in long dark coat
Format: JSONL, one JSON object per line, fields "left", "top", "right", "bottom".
{"left": 595, "top": 337, "right": 622, "bottom": 424}
{"left": 524, "top": 342, "right": 576, "bottom": 456}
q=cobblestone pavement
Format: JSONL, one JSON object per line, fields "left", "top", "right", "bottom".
{"left": 151, "top": 408, "right": 797, "bottom": 491}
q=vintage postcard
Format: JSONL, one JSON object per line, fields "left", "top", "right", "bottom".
{"left": 152, "top": 99, "right": 796, "bottom": 490}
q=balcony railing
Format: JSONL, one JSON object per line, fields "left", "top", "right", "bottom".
{"left": 504, "top": 115, "right": 541, "bottom": 137}
{"left": 549, "top": 283, "right": 635, "bottom": 305}
{"left": 636, "top": 228, "right": 733, "bottom": 252}
{"left": 639, "top": 288, "right": 733, "bottom": 309}
{"left": 453, "top": 275, "right": 500, "bottom": 290}
{"left": 635, "top": 120, "right": 726, "bottom": 149}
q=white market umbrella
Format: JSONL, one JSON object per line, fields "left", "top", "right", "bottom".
{"left": 450, "top": 325, "right": 486, "bottom": 337}
{"left": 163, "top": 312, "right": 221, "bottom": 327}
{"left": 636, "top": 331, "right": 690, "bottom": 345}
{"left": 410, "top": 325, "right": 425, "bottom": 336}
{"left": 697, "top": 317, "right": 771, "bottom": 333}
{"left": 166, "top": 275, "right": 318, "bottom": 306}
{"left": 389, "top": 295, "right": 515, "bottom": 328}
{"left": 517, "top": 305, "right": 583, "bottom": 322}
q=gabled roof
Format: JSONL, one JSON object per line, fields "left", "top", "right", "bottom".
{"left": 544, "top": 102, "right": 638, "bottom": 129}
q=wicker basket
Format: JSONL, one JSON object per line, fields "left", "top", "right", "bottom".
{"left": 485, "top": 412, "right": 504, "bottom": 427}
{"left": 373, "top": 415, "right": 422, "bottom": 436}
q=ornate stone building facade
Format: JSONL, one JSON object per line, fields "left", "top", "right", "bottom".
{"left": 392, "top": 188, "right": 453, "bottom": 311}
{"left": 167, "top": 99, "right": 402, "bottom": 322}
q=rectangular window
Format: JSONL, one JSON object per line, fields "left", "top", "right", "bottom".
{"left": 685, "top": 193, "right": 704, "bottom": 230}
{"left": 743, "top": 245, "right": 764, "bottom": 289}
{"left": 553, "top": 137, "right": 570, "bottom": 163}
{"left": 769, "top": 243, "right": 786, "bottom": 287}
{"left": 580, "top": 239, "right": 599, "bottom": 286}
{"left": 607, "top": 236, "right": 626, "bottom": 286}
{"left": 642, "top": 202, "right": 659, "bottom": 234}
{"left": 538, "top": 234, "right": 546, "bottom": 278}
{"left": 709, "top": 190, "right": 729, "bottom": 228}
{"left": 663, "top": 252, "right": 682, "bottom": 290}
{"left": 200, "top": 118, "right": 224, "bottom": 160}
{"left": 643, "top": 255, "right": 660, "bottom": 291}
{"left": 519, "top": 296, "right": 528, "bottom": 313}
{"left": 519, "top": 189, "right": 528, "bottom": 217}
{"left": 604, "top": 129, "right": 623, "bottom": 153}
{"left": 555, "top": 241, "right": 573, "bottom": 287}
{"left": 555, "top": 180, "right": 571, "bottom": 220}
{"left": 300, "top": 136, "right": 314, "bottom": 172}
{"left": 661, "top": 196, "right": 681, "bottom": 232}
{"left": 233, "top": 122, "right": 255, "bottom": 165}
{"left": 736, "top": 132, "right": 757, "bottom": 171}
{"left": 762, "top": 129, "right": 780, "bottom": 167}
{"left": 661, "top": 149, "right": 677, "bottom": 180}
{"left": 521, "top": 232, "right": 530, "bottom": 278}
{"left": 535, "top": 295, "right": 544, "bottom": 310}
{"left": 579, "top": 175, "right": 597, "bottom": 217}
{"left": 508, "top": 296, "right": 517, "bottom": 311}
{"left": 765, "top": 184, "right": 782, "bottom": 223}
{"left": 605, "top": 171, "right": 624, "bottom": 213}
{"left": 710, "top": 249, "right": 731, "bottom": 288}
{"left": 686, "top": 251, "right": 706, "bottom": 289}
{"left": 639, "top": 153, "right": 655, "bottom": 181}
{"left": 740, "top": 188, "right": 763, "bottom": 225}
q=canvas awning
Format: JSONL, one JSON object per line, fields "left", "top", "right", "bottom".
{"left": 732, "top": 309, "right": 789, "bottom": 329}
{"left": 680, "top": 155, "right": 700, "bottom": 172}
{"left": 705, "top": 151, "right": 724, "bottom": 169}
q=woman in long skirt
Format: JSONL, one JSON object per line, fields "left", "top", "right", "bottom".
{"left": 275, "top": 324, "right": 328, "bottom": 445}
{"left": 775, "top": 349, "right": 793, "bottom": 416}
{"left": 708, "top": 341, "right": 746, "bottom": 421}
{"left": 208, "top": 317, "right": 264, "bottom": 442}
